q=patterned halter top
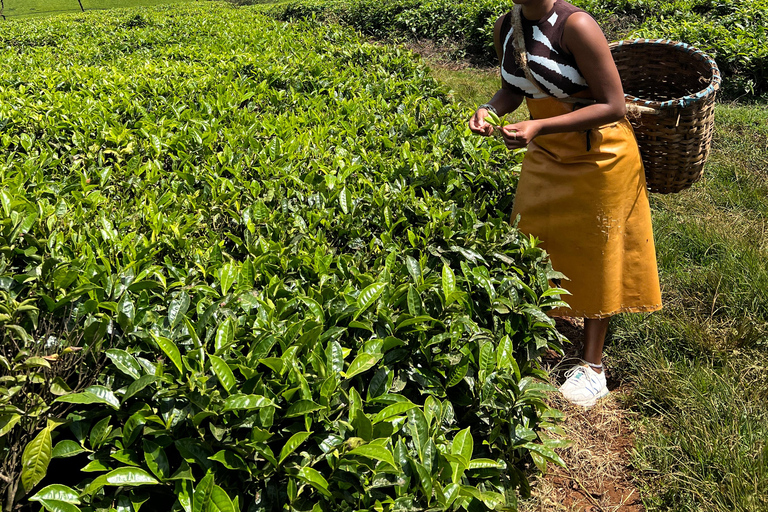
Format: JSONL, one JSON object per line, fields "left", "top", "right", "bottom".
{"left": 500, "top": 0, "right": 591, "bottom": 99}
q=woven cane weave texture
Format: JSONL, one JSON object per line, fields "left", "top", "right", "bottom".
{"left": 610, "top": 39, "right": 721, "bottom": 194}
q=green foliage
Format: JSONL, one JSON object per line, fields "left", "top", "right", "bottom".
{"left": 0, "top": 0, "right": 189, "bottom": 19}
{"left": 0, "top": 5, "right": 567, "bottom": 511}
{"left": 253, "top": 0, "right": 768, "bottom": 97}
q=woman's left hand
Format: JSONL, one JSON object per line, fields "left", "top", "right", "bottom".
{"left": 501, "top": 120, "right": 542, "bottom": 150}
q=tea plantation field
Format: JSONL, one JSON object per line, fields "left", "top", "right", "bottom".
{"left": 0, "top": 4, "right": 569, "bottom": 512}
{"left": 257, "top": 0, "right": 768, "bottom": 97}
{"left": 0, "top": 0, "right": 188, "bottom": 18}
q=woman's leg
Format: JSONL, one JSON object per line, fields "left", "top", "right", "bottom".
{"left": 582, "top": 317, "right": 610, "bottom": 372}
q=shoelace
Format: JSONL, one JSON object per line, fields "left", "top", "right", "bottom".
{"left": 563, "top": 365, "right": 587, "bottom": 382}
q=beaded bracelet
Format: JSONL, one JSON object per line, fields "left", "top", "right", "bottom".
{"left": 477, "top": 103, "right": 497, "bottom": 115}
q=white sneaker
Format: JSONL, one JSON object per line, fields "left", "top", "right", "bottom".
{"left": 558, "top": 364, "right": 609, "bottom": 407}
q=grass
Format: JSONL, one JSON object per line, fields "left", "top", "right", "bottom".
{"left": 0, "top": 0, "right": 192, "bottom": 18}
{"left": 423, "top": 62, "right": 530, "bottom": 124}
{"left": 609, "top": 102, "right": 768, "bottom": 512}
{"left": 431, "top": 64, "right": 768, "bottom": 511}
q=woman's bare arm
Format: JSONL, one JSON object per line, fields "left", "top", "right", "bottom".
{"left": 469, "top": 14, "right": 524, "bottom": 136}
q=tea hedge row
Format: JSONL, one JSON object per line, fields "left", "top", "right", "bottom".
{"left": 253, "top": 0, "right": 768, "bottom": 97}
{"left": 0, "top": 5, "right": 567, "bottom": 512}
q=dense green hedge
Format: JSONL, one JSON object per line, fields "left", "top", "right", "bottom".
{"left": 0, "top": 4, "right": 568, "bottom": 512}
{"left": 254, "top": 0, "right": 768, "bottom": 97}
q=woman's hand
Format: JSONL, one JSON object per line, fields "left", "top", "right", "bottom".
{"left": 469, "top": 108, "right": 494, "bottom": 136}
{"left": 501, "top": 120, "right": 542, "bottom": 150}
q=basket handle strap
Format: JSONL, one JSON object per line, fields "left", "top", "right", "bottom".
{"left": 627, "top": 103, "right": 661, "bottom": 116}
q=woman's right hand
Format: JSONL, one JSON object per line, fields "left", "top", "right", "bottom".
{"left": 469, "top": 108, "right": 494, "bottom": 136}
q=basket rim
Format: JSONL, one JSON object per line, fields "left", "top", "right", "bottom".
{"left": 609, "top": 38, "right": 722, "bottom": 110}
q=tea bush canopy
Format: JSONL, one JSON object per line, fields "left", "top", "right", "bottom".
{"left": 0, "top": 4, "right": 568, "bottom": 511}
{"left": 256, "top": 0, "right": 768, "bottom": 97}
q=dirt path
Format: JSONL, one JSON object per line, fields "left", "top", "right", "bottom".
{"left": 519, "top": 318, "right": 644, "bottom": 512}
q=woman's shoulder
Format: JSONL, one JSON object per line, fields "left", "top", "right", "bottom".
{"left": 561, "top": 7, "right": 605, "bottom": 54}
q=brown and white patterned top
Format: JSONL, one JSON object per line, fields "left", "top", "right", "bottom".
{"left": 500, "top": 0, "right": 591, "bottom": 99}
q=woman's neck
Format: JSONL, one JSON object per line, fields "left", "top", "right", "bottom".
{"left": 521, "top": 0, "right": 557, "bottom": 21}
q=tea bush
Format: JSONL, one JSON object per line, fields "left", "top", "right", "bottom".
{"left": 0, "top": 5, "right": 568, "bottom": 512}
{"left": 255, "top": 0, "right": 768, "bottom": 97}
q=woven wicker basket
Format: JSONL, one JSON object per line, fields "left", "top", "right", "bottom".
{"left": 610, "top": 39, "right": 721, "bottom": 194}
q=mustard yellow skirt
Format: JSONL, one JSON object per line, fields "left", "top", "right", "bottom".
{"left": 511, "top": 97, "right": 662, "bottom": 318}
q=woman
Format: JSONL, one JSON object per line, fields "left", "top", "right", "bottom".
{"left": 469, "top": 0, "right": 662, "bottom": 407}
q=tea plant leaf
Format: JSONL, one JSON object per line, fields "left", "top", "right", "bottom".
{"left": 442, "top": 263, "right": 456, "bottom": 304}
{"left": 479, "top": 342, "right": 495, "bottom": 379}
{"left": 279, "top": 431, "right": 312, "bottom": 465}
{"left": 151, "top": 333, "right": 182, "bottom": 374}
{"left": 51, "top": 441, "right": 85, "bottom": 459}
{"left": 168, "top": 291, "right": 190, "bottom": 328}
{"left": 354, "top": 282, "right": 386, "bottom": 319}
{"left": 143, "top": 440, "right": 171, "bottom": 481}
{"left": 372, "top": 402, "right": 418, "bottom": 424}
{"left": 31, "top": 500, "right": 81, "bottom": 512}
{"left": 344, "top": 353, "right": 379, "bottom": 379}
{"left": 300, "top": 297, "right": 325, "bottom": 323}
{"left": 521, "top": 442, "right": 566, "bottom": 468}
{"left": 405, "top": 256, "right": 421, "bottom": 283}
{"left": 177, "top": 480, "right": 193, "bottom": 512}
{"left": 215, "top": 318, "right": 235, "bottom": 353}
{"left": 326, "top": 340, "right": 344, "bottom": 374}
{"left": 103, "top": 467, "right": 158, "bottom": 487}
{"left": 285, "top": 400, "right": 325, "bottom": 418}
{"left": 468, "top": 459, "right": 504, "bottom": 469}
{"left": 452, "top": 428, "right": 473, "bottom": 464}
{"left": 0, "top": 414, "right": 21, "bottom": 437}
{"left": 209, "top": 354, "right": 236, "bottom": 393}
{"left": 89, "top": 416, "right": 112, "bottom": 450}
{"left": 209, "top": 486, "right": 236, "bottom": 512}
{"left": 339, "top": 187, "right": 351, "bottom": 214}
{"left": 446, "top": 363, "right": 468, "bottom": 388}
{"left": 86, "top": 386, "right": 120, "bottom": 410}
{"left": 407, "top": 408, "right": 429, "bottom": 459}
{"left": 297, "top": 466, "right": 331, "bottom": 497}
{"left": 496, "top": 335, "right": 514, "bottom": 371}
{"left": 49, "top": 378, "right": 71, "bottom": 396}
{"left": 218, "top": 263, "right": 237, "bottom": 296}
{"left": 29, "top": 484, "right": 80, "bottom": 504}
{"left": 539, "top": 287, "right": 570, "bottom": 298}
{"left": 395, "top": 315, "right": 437, "bottom": 332}
{"left": 124, "top": 375, "right": 157, "bottom": 401}
{"left": 410, "top": 459, "right": 432, "bottom": 501}
{"left": 209, "top": 451, "right": 248, "bottom": 472}
{"left": 346, "top": 443, "right": 397, "bottom": 469}
{"left": 54, "top": 387, "right": 119, "bottom": 410}
{"left": 105, "top": 349, "right": 142, "bottom": 380}
{"left": 407, "top": 285, "right": 422, "bottom": 316}
{"left": 192, "top": 473, "right": 214, "bottom": 512}
{"left": 222, "top": 394, "right": 273, "bottom": 412}
{"left": 258, "top": 357, "right": 284, "bottom": 375}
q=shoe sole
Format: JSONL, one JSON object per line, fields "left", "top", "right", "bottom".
{"left": 568, "top": 388, "right": 610, "bottom": 407}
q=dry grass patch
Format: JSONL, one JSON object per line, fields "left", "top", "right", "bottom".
{"left": 520, "top": 392, "right": 644, "bottom": 512}
{"left": 517, "top": 319, "right": 645, "bottom": 512}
